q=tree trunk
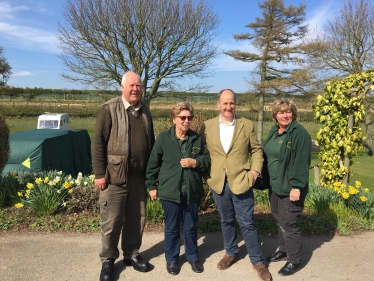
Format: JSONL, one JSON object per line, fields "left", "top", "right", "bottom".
{"left": 364, "top": 100, "right": 374, "bottom": 156}
{"left": 257, "top": 92, "right": 264, "bottom": 144}
{"left": 343, "top": 114, "right": 354, "bottom": 185}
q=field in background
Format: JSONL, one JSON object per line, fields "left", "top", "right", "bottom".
{"left": 5, "top": 115, "right": 374, "bottom": 192}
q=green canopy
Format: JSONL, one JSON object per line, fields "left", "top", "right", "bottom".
{"left": 2, "top": 129, "right": 92, "bottom": 177}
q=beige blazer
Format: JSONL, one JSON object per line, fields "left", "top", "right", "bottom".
{"left": 200, "top": 116, "right": 263, "bottom": 195}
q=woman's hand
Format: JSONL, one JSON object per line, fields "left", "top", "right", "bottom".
{"left": 290, "top": 188, "right": 301, "bottom": 201}
{"left": 149, "top": 189, "right": 158, "bottom": 200}
{"left": 180, "top": 158, "right": 197, "bottom": 168}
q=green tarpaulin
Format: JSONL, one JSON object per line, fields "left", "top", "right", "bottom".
{"left": 2, "top": 129, "right": 92, "bottom": 177}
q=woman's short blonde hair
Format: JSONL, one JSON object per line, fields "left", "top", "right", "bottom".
{"left": 271, "top": 98, "right": 298, "bottom": 125}
{"left": 171, "top": 102, "right": 194, "bottom": 119}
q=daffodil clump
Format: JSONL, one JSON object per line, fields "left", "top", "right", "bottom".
{"left": 313, "top": 70, "right": 374, "bottom": 187}
{"left": 330, "top": 181, "right": 374, "bottom": 219}
{"left": 15, "top": 170, "right": 92, "bottom": 215}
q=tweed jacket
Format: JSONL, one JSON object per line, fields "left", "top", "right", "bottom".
{"left": 199, "top": 115, "right": 263, "bottom": 195}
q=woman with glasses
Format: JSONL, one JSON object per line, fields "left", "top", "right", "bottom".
{"left": 145, "top": 102, "right": 210, "bottom": 275}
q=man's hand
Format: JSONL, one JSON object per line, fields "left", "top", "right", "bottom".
{"left": 95, "top": 178, "right": 107, "bottom": 191}
{"left": 251, "top": 170, "right": 259, "bottom": 185}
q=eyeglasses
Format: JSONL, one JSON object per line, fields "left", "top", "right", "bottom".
{"left": 176, "top": 116, "right": 193, "bottom": 121}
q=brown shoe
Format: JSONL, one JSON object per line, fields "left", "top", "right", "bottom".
{"left": 217, "top": 254, "right": 238, "bottom": 270}
{"left": 252, "top": 263, "right": 272, "bottom": 281}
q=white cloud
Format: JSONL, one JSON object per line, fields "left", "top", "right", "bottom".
{"left": 12, "top": 71, "right": 34, "bottom": 77}
{"left": 0, "top": 2, "right": 28, "bottom": 19}
{"left": 0, "top": 1, "right": 59, "bottom": 53}
{"left": 305, "top": 1, "right": 334, "bottom": 30}
{"left": 0, "top": 22, "right": 59, "bottom": 53}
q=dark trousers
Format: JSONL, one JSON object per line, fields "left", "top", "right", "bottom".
{"left": 99, "top": 174, "right": 147, "bottom": 262}
{"left": 160, "top": 193, "right": 200, "bottom": 264}
{"left": 212, "top": 182, "right": 264, "bottom": 265}
{"left": 270, "top": 191, "right": 304, "bottom": 264}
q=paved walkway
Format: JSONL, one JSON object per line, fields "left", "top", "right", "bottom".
{"left": 1, "top": 231, "right": 373, "bottom": 280}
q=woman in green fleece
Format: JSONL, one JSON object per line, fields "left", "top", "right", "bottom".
{"left": 146, "top": 102, "right": 210, "bottom": 276}
{"left": 262, "top": 98, "right": 311, "bottom": 276}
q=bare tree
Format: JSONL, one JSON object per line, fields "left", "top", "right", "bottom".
{"left": 224, "top": 0, "right": 309, "bottom": 143}
{"left": 0, "top": 46, "right": 12, "bottom": 87}
{"left": 57, "top": 0, "right": 220, "bottom": 105}
{"left": 306, "top": 0, "right": 374, "bottom": 155}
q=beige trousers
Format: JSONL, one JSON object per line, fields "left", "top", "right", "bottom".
{"left": 99, "top": 174, "right": 147, "bottom": 262}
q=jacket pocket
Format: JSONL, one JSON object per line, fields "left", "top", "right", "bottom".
{"left": 106, "top": 155, "right": 127, "bottom": 186}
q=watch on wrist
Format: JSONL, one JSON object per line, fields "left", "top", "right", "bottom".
{"left": 293, "top": 188, "right": 300, "bottom": 192}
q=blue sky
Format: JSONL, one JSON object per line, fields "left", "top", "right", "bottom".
{"left": 1, "top": 0, "right": 336, "bottom": 93}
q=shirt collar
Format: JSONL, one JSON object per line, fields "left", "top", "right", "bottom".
{"left": 122, "top": 96, "right": 142, "bottom": 111}
{"left": 219, "top": 115, "right": 235, "bottom": 126}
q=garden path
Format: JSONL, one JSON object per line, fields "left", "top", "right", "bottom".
{"left": 1, "top": 230, "right": 372, "bottom": 280}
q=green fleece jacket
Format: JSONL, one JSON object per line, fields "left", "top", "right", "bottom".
{"left": 262, "top": 121, "right": 311, "bottom": 196}
{"left": 145, "top": 126, "right": 210, "bottom": 204}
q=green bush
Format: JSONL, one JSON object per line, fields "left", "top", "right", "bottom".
{"left": 0, "top": 113, "right": 10, "bottom": 176}
{"left": 66, "top": 185, "right": 99, "bottom": 214}
{"left": 146, "top": 198, "right": 164, "bottom": 224}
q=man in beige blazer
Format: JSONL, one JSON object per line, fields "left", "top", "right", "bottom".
{"left": 199, "top": 89, "right": 272, "bottom": 281}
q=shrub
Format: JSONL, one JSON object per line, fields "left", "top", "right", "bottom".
{"left": 0, "top": 113, "right": 10, "bottom": 176}
{"left": 0, "top": 172, "right": 27, "bottom": 206}
{"left": 146, "top": 198, "right": 164, "bottom": 224}
{"left": 66, "top": 185, "right": 99, "bottom": 214}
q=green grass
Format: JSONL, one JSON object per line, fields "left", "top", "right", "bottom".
{"left": 309, "top": 151, "right": 374, "bottom": 193}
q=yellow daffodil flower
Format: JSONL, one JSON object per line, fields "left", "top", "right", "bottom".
{"left": 15, "top": 203, "right": 24, "bottom": 208}
{"left": 64, "top": 181, "right": 72, "bottom": 189}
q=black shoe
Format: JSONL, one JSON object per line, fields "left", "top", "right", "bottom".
{"left": 123, "top": 255, "right": 150, "bottom": 272}
{"left": 266, "top": 251, "right": 287, "bottom": 262}
{"left": 189, "top": 260, "right": 203, "bottom": 273}
{"left": 166, "top": 263, "right": 179, "bottom": 275}
{"left": 100, "top": 259, "right": 114, "bottom": 281}
{"left": 278, "top": 261, "right": 300, "bottom": 276}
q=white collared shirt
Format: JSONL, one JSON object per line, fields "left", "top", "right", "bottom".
{"left": 122, "top": 96, "right": 142, "bottom": 116}
{"left": 219, "top": 115, "right": 235, "bottom": 154}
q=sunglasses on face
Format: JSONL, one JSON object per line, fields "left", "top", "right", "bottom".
{"left": 176, "top": 116, "right": 194, "bottom": 121}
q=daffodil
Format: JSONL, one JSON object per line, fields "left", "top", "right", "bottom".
{"left": 44, "top": 177, "right": 49, "bottom": 183}
{"left": 342, "top": 192, "right": 349, "bottom": 199}
{"left": 35, "top": 178, "right": 42, "bottom": 184}
{"left": 348, "top": 186, "right": 359, "bottom": 195}
{"left": 17, "top": 192, "right": 23, "bottom": 197}
{"left": 15, "top": 203, "right": 24, "bottom": 208}
{"left": 64, "top": 181, "right": 72, "bottom": 189}
{"left": 360, "top": 196, "right": 368, "bottom": 202}
{"left": 364, "top": 188, "right": 369, "bottom": 193}
{"left": 68, "top": 189, "right": 74, "bottom": 194}
{"left": 26, "top": 183, "right": 34, "bottom": 189}
{"left": 26, "top": 189, "right": 31, "bottom": 195}
{"left": 355, "top": 181, "right": 362, "bottom": 188}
